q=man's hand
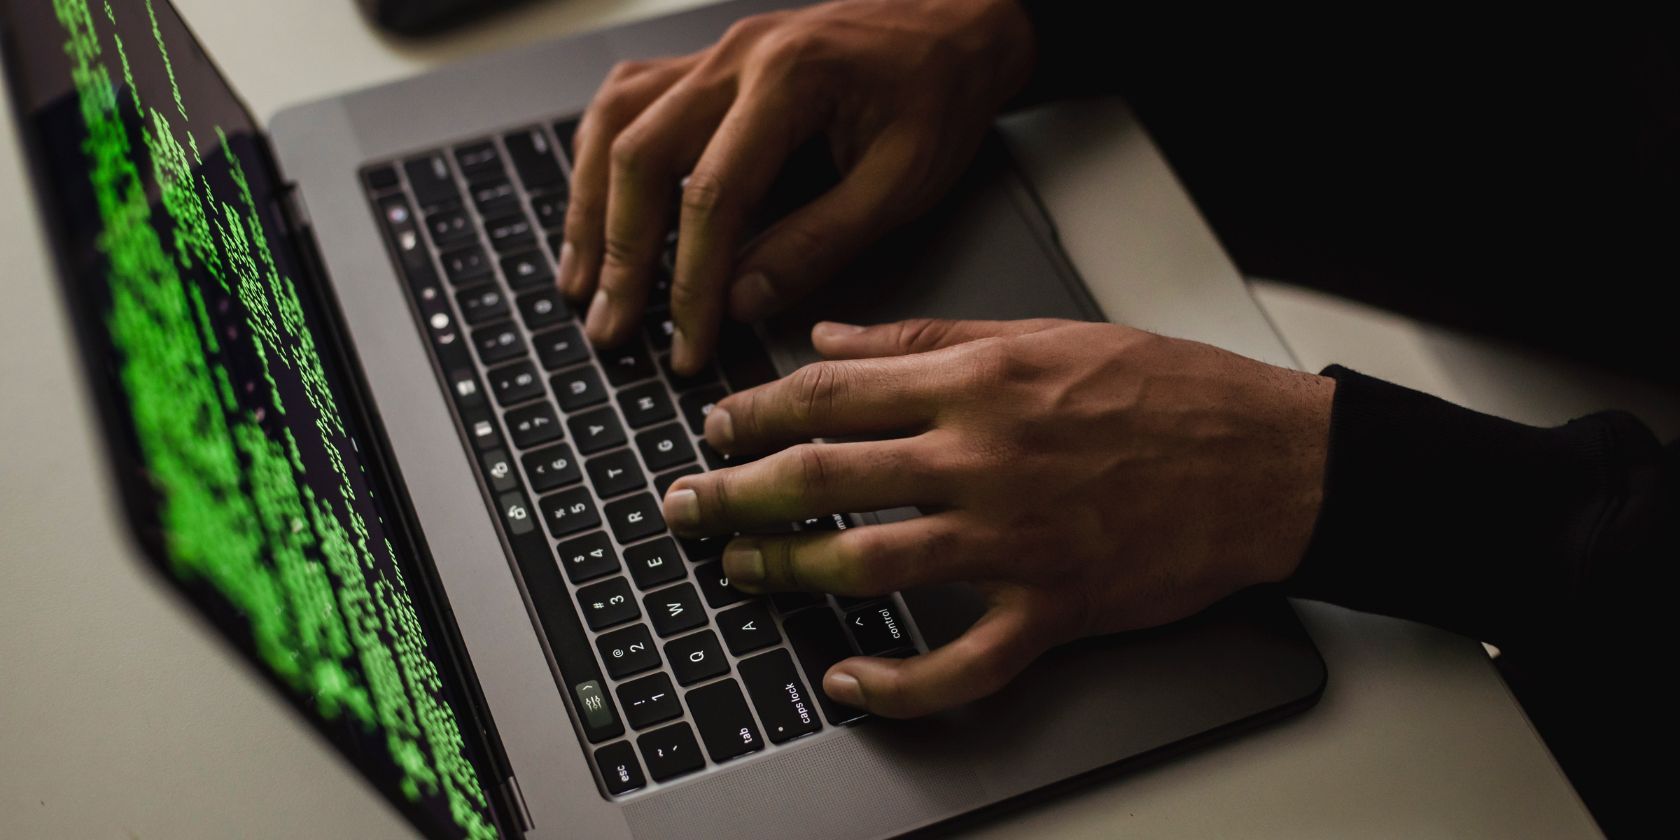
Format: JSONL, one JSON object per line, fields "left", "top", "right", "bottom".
{"left": 661, "top": 319, "right": 1335, "bottom": 717}
{"left": 559, "top": 0, "right": 1036, "bottom": 373}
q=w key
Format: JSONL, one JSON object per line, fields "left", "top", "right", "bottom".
{"left": 685, "top": 679, "right": 763, "bottom": 763}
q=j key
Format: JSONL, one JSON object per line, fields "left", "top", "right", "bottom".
{"left": 695, "top": 561, "right": 748, "bottom": 609}
{"left": 519, "top": 288, "right": 570, "bottom": 330}
{"left": 771, "top": 592, "right": 825, "bottom": 614}
{"left": 625, "top": 537, "right": 686, "bottom": 590}
{"left": 593, "top": 741, "right": 645, "bottom": 796}
{"left": 645, "top": 308, "right": 674, "bottom": 351}
{"left": 637, "top": 722, "right": 703, "bottom": 783}
{"left": 654, "top": 466, "right": 701, "bottom": 499}
{"left": 522, "top": 442, "right": 580, "bottom": 492}
{"left": 530, "top": 192, "right": 567, "bottom": 230}
{"left": 645, "top": 583, "right": 705, "bottom": 637}
{"left": 783, "top": 608, "right": 867, "bottom": 725}
{"left": 718, "top": 325, "right": 780, "bottom": 391}
{"left": 455, "top": 285, "right": 509, "bottom": 326}
{"left": 441, "top": 245, "right": 491, "bottom": 285}
{"left": 846, "top": 601, "right": 912, "bottom": 655}
{"left": 718, "top": 601, "right": 780, "bottom": 655}
{"left": 488, "top": 361, "right": 543, "bottom": 406}
{"left": 484, "top": 214, "right": 536, "bottom": 252}
{"left": 659, "top": 354, "right": 719, "bottom": 392}
{"left": 636, "top": 423, "right": 696, "bottom": 472}
{"left": 601, "top": 342, "right": 656, "bottom": 386}
{"left": 505, "top": 402, "right": 563, "bottom": 448}
{"left": 616, "top": 672, "right": 681, "bottom": 730}
{"left": 469, "top": 180, "right": 519, "bottom": 217}
{"left": 679, "top": 386, "right": 726, "bottom": 435}
{"left": 576, "top": 576, "right": 639, "bottom": 631}
{"left": 586, "top": 449, "right": 645, "bottom": 498}
{"left": 557, "top": 531, "right": 619, "bottom": 584}
{"left": 738, "top": 649, "right": 823, "bottom": 744}
{"left": 504, "top": 126, "right": 565, "bottom": 190}
{"left": 665, "top": 630, "right": 729, "bottom": 686}
{"left": 425, "top": 207, "right": 474, "bottom": 247}
{"left": 453, "top": 141, "right": 503, "bottom": 182}
{"left": 534, "top": 325, "right": 590, "bottom": 370}
{"left": 402, "top": 153, "right": 459, "bottom": 208}
{"left": 596, "top": 623, "right": 660, "bottom": 680}
{"left": 480, "top": 447, "right": 519, "bottom": 493}
{"left": 686, "top": 679, "right": 763, "bottom": 763}
{"left": 553, "top": 367, "right": 607, "bottom": 412}
{"left": 605, "top": 494, "right": 665, "bottom": 544}
{"left": 617, "top": 382, "right": 675, "bottom": 430}
{"left": 471, "top": 322, "right": 526, "bottom": 365}
{"left": 539, "top": 486, "right": 600, "bottom": 540}
{"left": 567, "top": 406, "right": 626, "bottom": 455}
{"left": 501, "top": 250, "right": 552, "bottom": 292}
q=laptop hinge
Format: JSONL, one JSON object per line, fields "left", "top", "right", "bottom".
{"left": 502, "top": 773, "right": 536, "bottom": 834}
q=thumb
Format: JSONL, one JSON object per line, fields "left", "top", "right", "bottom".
{"left": 821, "top": 605, "right": 1045, "bottom": 718}
{"left": 812, "top": 317, "right": 1066, "bottom": 359}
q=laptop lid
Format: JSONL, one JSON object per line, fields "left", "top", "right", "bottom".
{"left": 0, "top": 1, "right": 512, "bottom": 836}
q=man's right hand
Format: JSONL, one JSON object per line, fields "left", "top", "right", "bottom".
{"left": 559, "top": 0, "right": 1037, "bottom": 373}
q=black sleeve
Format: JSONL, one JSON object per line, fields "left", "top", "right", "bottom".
{"left": 1287, "top": 366, "right": 1679, "bottom": 654}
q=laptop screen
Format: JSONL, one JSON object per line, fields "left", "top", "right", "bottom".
{"left": 1, "top": 1, "right": 501, "bottom": 836}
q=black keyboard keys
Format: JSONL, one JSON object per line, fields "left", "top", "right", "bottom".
{"left": 660, "top": 354, "right": 719, "bottom": 392}
{"left": 617, "top": 382, "right": 675, "bottom": 429}
{"left": 469, "top": 180, "right": 519, "bottom": 217}
{"left": 402, "top": 153, "right": 459, "bottom": 208}
{"left": 425, "top": 207, "right": 474, "bottom": 247}
{"left": 719, "top": 601, "right": 780, "bottom": 655}
{"left": 523, "top": 442, "right": 580, "bottom": 491}
{"left": 636, "top": 423, "right": 696, "bottom": 472}
{"left": 557, "top": 531, "right": 619, "bottom": 584}
{"left": 540, "top": 486, "right": 600, "bottom": 539}
{"left": 530, "top": 192, "right": 568, "bottom": 230}
{"left": 587, "top": 449, "right": 646, "bottom": 498}
{"left": 488, "top": 361, "right": 543, "bottom": 406}
{"left": 534, "top": 325, "right": 590, "bottom": 370}
{"left": 625, "top": 537, "right": 686, "bottom": 590}
{"left": 617, "top": 672, "right": 681, "bottom": 730}
{"left": 568, "top": 406, "right": 626, "bottom": 454}
{"left": 665, "top": 630, "right": 728, "bottom": 686}
{"left": 594, "top": 741, "right": 645, "bottom": 796}
{"left": 783, "top": 608, "right": 867, "bottom": 725}
{"left": 441, "top": 245, "right": 491, "bottom": 285}
{"left": 846, "top": 601, "right": 913, "bottom": 655}
{"left": 600, "top": 342, "right": 656, "bottom": 386}
{"left": 506, "top": 402, "right": 563, "bottom": 448}
{"left": 679, "top": 386, "right": 726, "bottom": 435}
{"left": 454, "top": 141, "right": 503, "bottom": 182}
{"left": 519, "top": 288, "right": 570, "bottom": 330}
{"left": 456, "top": 284, "right": 509, "bottom": 325}
{"left": 596, "top": 624, "right": 660, "bottom": 680}
{"left": 504, "top": 126, "right": 565, "bottom": 190}
{"left": 654, "top": 466, "right": 701, "bottom": 499}
{"left": 637, "top": 722, "right": 703, "bottom": 783}
{"left": 646, "top": 583, "right": 705, "bottom": 637}
{"left": 686, "top": 679, "right": 763, "bottom": 763}
{"left": 553, "top": 367, "right": 607, "bottom": 411}
{"left": 485, "top": 214, "right": 536, "bottom": 252}
{"left": 501, "top": 249, "right": 551, "bottom": 292}
{"left": 480, "top": 448, "right": 519, "bottom": 493}
{"left": 738, "top": 649, "right": 822, "bottom": 744}
{"left": 606, "top": 493, "right": 665, "bottom": 544}
{"left": 577, "top": 576, "right": 639, "bottom": 630}
{"left": 695, "top": 561, "right": 748, "bottom": 609}
{"left": 472, "top": 322, "right": 526, "bottom": 365}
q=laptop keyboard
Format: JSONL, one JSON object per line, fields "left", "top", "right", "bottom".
{"left": 361, "top": 120, "right": 922, "bottom": 799}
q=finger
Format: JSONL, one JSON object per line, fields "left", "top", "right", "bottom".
{"left": 718, "top": 513, "right": 979, "bottom": 597}
{"left": 584, "top": 76, "right": 733, "bottom": 346}
{"left": 670, "top": 81, "right": 823, "bottom": 374}
{"left": 560, "top": 57, "right": 695, "bottom": 304}
{"left": 662, "top": 437, "right": 947, "bottom": 536}
{"left": 811, "top": 318, "right": 1067, "bottom": 360}
{"left": 704, "top": 354, "right": 947, "bottom": 456}
{"left": 824, "top": 603, "right": 1047, "bottom": 718}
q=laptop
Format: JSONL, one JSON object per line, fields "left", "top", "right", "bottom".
{"left": 0, "top": 0, "right": 1325, "bottom": 837}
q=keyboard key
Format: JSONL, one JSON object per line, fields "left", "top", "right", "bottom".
{"left": 553, "top": 367, "right": 607, "bottom": 412}
{"left": 470, "top": 180, "right": 520, "bottom": 217}
{"left": 363, "top": 164, "right": 399, "bottom": 191}
{"left": 497, "top": 491, "right": 536, "bottom": 536}
{"left": 679, "top": 386, "right": 727, "bottom": 435}
{"left": 539, "top": 486, "right": 600, "bottom": 539}
{"left": 519, "top": 288, "right": 571, "bottom": 330}
{"left": 504, "top": 126, "right": 565, "bottom": 190}
{"left": 572, "top": 678, "right": 622, "bottom": 743}
{"left": 471, "top": 322, "right": 526, "bottom": 365}
{"left": 522, "top": 442, "right": 580, "bottom": 492}
{"left": 660, "top": 354, "right": 719, "bottom": 392}
{"left": 625, "top": 537, "right": 686, "bottom": 590}
{"left": 594, "top": 741, "right": 645, "bottom": 796}
{"left": 402, "top": 153, "right": 459, "bottom": 208}
{"left": 798, "top": 513, "right": 853, "bottom": 532}
{"left": 487, "top": 361, "right": 543, "bottom": 406}
{"left": 695, "top": 561, "right": 748, "bottom": 609}
{"left": 596, "top": 623, "right": 660, "bottom": 680}
{"left": 577, "top": 577, "right": 639, "bottom": 631}
{"left": 616, "top": 672, "right": 681, "bottom": 730}
{"left": 586, "top": 449, "right": 645, "bottom": 498}
{"left": 600, "top": 342, "right": 656, "bottom": 386}
{"left": 465, "top": 410, "right": 502, "bottom": 452}
{"left": 636, "top": 423, "right": 696, "bottom": 472}
{"left": 567, "top": 406, "right": 625, "bottom": 454}
{"left": 686, "top": 679, "right": 763, "bottom": 763}
{"left": 456, "top": 284, "right": 509, "bottom": 326}
{"left": 617, "top": 382, "right": 675, "bottom": 429}
{"left": 532, "top": 326, "right": 590, "bottom": 372}
{"left": 645, "top": 308, "right": 674, "bottom": 351}
{"left": 606, "top": 493, "right": 665, "bottom": 544}
{"left": 501, "top": 249, "right": 552, "bottom": 292}
{"left": 530, "top": 191, "right": 567, "bottom": 230}
{"left": 425, "top": 207, "right": 474, "bottom": 247}
{"left": 454, "top": 141, "right": 504, "bottom": 183}
{"left": 441, "top": 245, "right": 491, "bottom": 285}
{"left": 637, "top": 722, "right": 703, "bottom": 783}
{"left": 654, "top": 466, "right": 701, "bottom": 499}
{"left": 679, "top": 533, "right": 726, "bottom": 563}
{"left": 718, "top": 324, "right": 779, "bottom": 391}
{"left": 552, "top": 118, "right": 580, "bottom": 164}
{"left": 738, "top": 649, "right": 822, "bottom": 744}
{"left": 480, "top": 447, "right": 519, "bottom": 493}
{"left": 505, "top": 402, "right": 563, "bottom": 448}
{"left": 664, "top": 630, "right": 729, "bottom": 686}
{"left": 718, "top": 601, "right": 780, "bottom": 655}
{"left": 771, "top": 592, "right": 825, "bottom": 614}
{"left": 783, "top": 609, "right": 867, "bottom": 725}
{"left": 557, "top": 531, "right": 619, "bottom": 584}
{"left": 846, "top": 601, "right": 912, "bottom": 655}
{"left": 485, "top": 214, "right": 536, "bottom": 252}
{"left": 645, "top": 583, "right": 705, "bottom": 637}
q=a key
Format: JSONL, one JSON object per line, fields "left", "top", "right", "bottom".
{"left": 645, "top": 583, "right": 705, "bottom": 637}
{"left": 654, "top": 466, "right": 701, "bottom": 499}
{"left": 530, "top": 191, "right": 568, "bottom": 230}
{"left": 456, "top": 284, "right": 510, "bottom": 326}
{"left": 636, "top": 423, "right": 696, "bottom": 472}
{"left": 402, "top": 153, "right": 458, "bottom": 208}
{"left": 601, "top": 342, "right": 656, "bottom": 386}
{"left": 593, "top": 741, "right": 645, "bottom": 796}
{"left": 606, "top": 493, "right": 665, "bottom": 544}
{"left": 738, "top": 649, "right": 822, "bottom": 744}
{"left": 425, "top": 207, "right": 474, "bottom": 247}
{"left": 694, "top": 561, "right": 748, "bottom": 609}
{"left": 522, "top": 442, "right": 580, "bottom": 492}
{"left": 469, "top": 180, "right": 519, "bottom": 217}
{"left": 534, "top": 325, "right": 590, "bottom": 371}
{"left": 586, "top": 449, "right": 646, "bottom": 498}
{"left": 846, "top": 601, "right": 912, "bottom": 655}
{"left": 553, "top": 367, "right": 607, "bottom": 412}
{"left": 453, "top": 141, "right": 504, "bottom": 183}
{"left": 567, "top": 406, "right": 626, "bottom": 454}
{"left": 539, "top": 486, "right": 600, "bottom": 540}
{"left": 783, "top": 608, "right": 867, "bottom": 725}
{"left": 617, "top": 382, "right": 675, "bottom": 429}
{"left": 488, "top": 361, "right": 543, "bottom": 406}
{"left": 501, "top": 250, "right": 551, "bottom": 292}
{"left": 616, "top": 672, "right": 681, "bottom": 730}
{"left": 664, "top": 630, "right": 729, "bottom": 686}
{"left": 685, "top": 679, "right": 763, "bottom": 763}
{"left": 480, "top": 447, "right": 519, "bottom": 493}
{"left": 519, "top": 288, "right": 571, "bottom": 331}
{"left": 637, "top": 722, "right": 703, "bottom": 783}
{"left": 625, "top": 537, "right": 687, "bottom": 590}
{"left": 484, "top": 213, "right": 536, "bottom": 252}
{"left": 596, "top": 623, "right": 660, "bottom": 680}
{"left": 679, "top": 386, "right": 727, "bottom": 436}
{"left": 504, "top": 126, "right": 565, "bottom": 190}
{"left": 505, "top": 402, "right": 563, "bottom": 449}
{"left": 718, "top": 601, "right": 780, "bottom": 655}
{"left": 441, "top": 245, "right": 491, "bottom": 285}
{"left": 471, "top": 322, "right": 526, "bottom": 365}
{"left": 576, "top": 576, "right": 639, "bottom": 631}
{"left": 556, "top": 531, "right": 619, "bottom": 584}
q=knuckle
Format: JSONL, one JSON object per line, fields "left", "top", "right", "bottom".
{"left": 761, "top": 537, "right": 804, "bottom": 590}
{"left": 895, "top": 318, "right": 948, "bottom": 353}
{"left": 787, "top": 443, "right": 833, "bottom": 497}
{"left": 719, "top": 13, "right": 781, "bottom": 49}
{"left": 608, "top": 132, "right": 648, "bottom": 178}
{"left": 666, "top": 274, "right": 710, "bottom": 312}
{"left": 679, "top": 172, "right": 728, "bottom": 222}
{"left": 789, "top": 362, "right": 847, "bottom": 425}
{"left": 605, "top": 59, "right": 650, "bottom": 84}
{"left": 599, "top": 232, "right": 643, "bottom": 275}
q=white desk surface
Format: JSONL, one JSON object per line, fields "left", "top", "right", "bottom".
{"left": 8, "top": 1, "right": 1668, "bottom": 837}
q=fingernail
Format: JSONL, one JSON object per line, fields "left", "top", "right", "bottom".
{"left": 556, "top": 241, "right": 576, "bottom": 294}
{"left": 671, "top": 326, "right": 694, "bottom": 373}
{"left": 663, "top": 487, "right": 700, "bottom": 533}
{"left": 813, "top": 321, "right": 865, "bottom": 339}
{"left": 722, "top": 540, "right": 764, "bottom": 589}
{"left": 705, "top": 405, "right": 734, "bottom": 451}
{"left": 732, "top": 272, "right": 775, "bottom": 320}
{"left": 584, "top": 289, "right": 610, "bottom": 339}
{"left": 825, "top": 671, "right": 863, "bottom": 707}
